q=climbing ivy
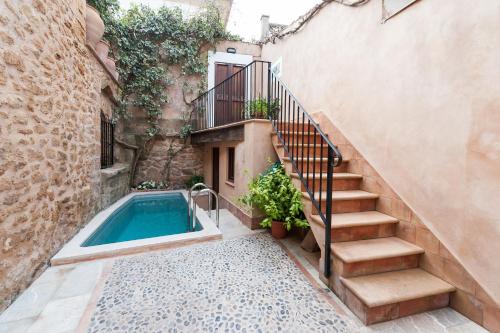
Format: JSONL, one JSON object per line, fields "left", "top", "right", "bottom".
{"left": 104, "top": 4, "right": 236, "bottom": 137}
{"left": 89, "top": 2, "right": 238, "bottom": 185}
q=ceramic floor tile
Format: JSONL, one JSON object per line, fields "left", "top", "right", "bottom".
{"left": 0, "top": 317, "right": 36, "bottom": 333}
{"left": 54, "top": 262, "right": 103, "bottom": 299}
{"left": 26, "top": 294, "right": 91, "bottom": 333}
{"left": 0, "top": 282, "right": 59, "bottom": 323}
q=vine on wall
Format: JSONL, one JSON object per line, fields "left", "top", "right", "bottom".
{"left": 90, "top": 1, "right": 237, "bottom": 186}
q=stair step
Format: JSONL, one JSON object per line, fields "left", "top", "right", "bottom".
{"left": 292, "top": 172, "right": 363, "bottom": 191}
{"left": 303, "top": 190, "right": 379, "bottom": 214}
{"left": 312, "top": 211, "right": 398, "bottom": 242}
{"left": 281, "top": 156, "right": 348, "bottom": 173}
{"left": 312, "top": 211, "right": 398, "bottom": 229}
{"left": 291, "top": 172, "right": 362, "bottom": 180}
{"left": 341, "top": 269, "right": 455, "bottom": 308}
{"left": 272, "top": 131, "right": 326, "bottom": 137}
{"left": 303, "top": 190, "right": 378, "bottom": 201}
{"left": 284, "top": 156, "right": 329, "bottom": 162}
{"left": 331, "top": 237, "right": 423, "bottom": 263}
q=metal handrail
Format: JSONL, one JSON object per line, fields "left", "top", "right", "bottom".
{"left": 270, "top": 72, "right": 343, "bottom": 278}
{"left": 188, "top": 183, "right": 210, "bottom": 231}
{"left": 194, "top": 60, "right": 270, "bottom": 102}
{"left": 192, "top": 188, "right": 219, "bottom": 229}
{"left": 191, "top": 60, "right": 272, "bottom": 131}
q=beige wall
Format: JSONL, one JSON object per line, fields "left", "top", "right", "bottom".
{"left": 261, "top": 0, "right": 500, "bottom": 307}
{"left": 215, "top": 40, "right": 262, "bottom": 59}
{"left": 202, "top": 120, "right": 277, "bottom": 208}
{"left": 0, "top": 0, "right": 126, "bottom": 311}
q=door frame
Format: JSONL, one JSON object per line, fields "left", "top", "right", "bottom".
{"left": 207, "top": 51, "right": 253, "bottom": 127}
{"left": 211, "top": 147, "right": 220, "bottom": 210}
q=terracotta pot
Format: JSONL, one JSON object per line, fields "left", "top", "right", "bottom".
{"left": 86, "top": 5, "right": 104, "bottom": 47}
{"left": 104, "top": 57, "right": 116, "bottom": 73}
{"left": 95, "top": 40, "right": 110, "bottom": 59}
{"left": 271, "top": 220, "right": 288, "bottom": 239}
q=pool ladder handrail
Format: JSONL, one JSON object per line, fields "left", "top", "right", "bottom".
{"left": 192, "top": 188, "right": 219, "bottom": 230}
{"left": 188, "top": 183, "right": 210, "bottom": 231}
{"left": 188, "top": 183, "right": 219, "bottom": 231}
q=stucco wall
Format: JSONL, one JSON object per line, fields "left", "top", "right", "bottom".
{"left": 261, "top": 0, "right": 500, "bottom": 310}
{"left": 201, "top": 120, "right": 278, "bottom": 226}
{"left": 0, "top": 0, "right": 126, "bottom": 311}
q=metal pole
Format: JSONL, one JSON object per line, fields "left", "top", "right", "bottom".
{"left": 324, "top": 146, "right": 334, "bottom": 278}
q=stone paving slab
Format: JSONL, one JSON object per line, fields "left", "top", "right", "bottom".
{"left": 86, "top": 233, "right": 355, "bottom": 333}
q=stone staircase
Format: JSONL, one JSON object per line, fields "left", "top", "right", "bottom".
{"left": 271, "top": 128, "right": 456, "bottom": 325}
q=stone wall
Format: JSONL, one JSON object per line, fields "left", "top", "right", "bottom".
{"left": 100, "top": 163, "right": 131, "bottom": 209}
{"left": 135, "top": 136, "right": 204, "bottom": 189}
{"left": 0, "top": 0, "right": 126, "bottom": 311}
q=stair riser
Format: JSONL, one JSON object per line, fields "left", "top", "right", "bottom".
{"left": 332, "top": 199, "right": 376, "bottom": 214}
{"left": 344, "top": 288, "right": 450, "bottom": 325}
{"left": 274, "top": 123, "right": 317, "bottom": 132}
{"left": 331, "top": 224, "right": 396, "bottom": 242}
{"left": 299, "top": 178, "right": 361, "bottom": 192}
{"left": 286, "top": 160, "right": 348, "bottom": 174}
{"left": 281, "top": 133, "right": 324, "bottom": 144}
{"left": 332, "top": 254, "right": 420, "bottom": 278}
{"left": 282, "top": 145, "right": 330, "bottom": 158}
{"left": 310, "top": 199, "right": 377, "bottom": 215}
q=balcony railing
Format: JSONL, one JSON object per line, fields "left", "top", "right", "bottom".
{"left": 191, "top": 61, "right": 272, "bottom": 131}
{"left": 191, "top": 59, "right": 343, "bottom": 278}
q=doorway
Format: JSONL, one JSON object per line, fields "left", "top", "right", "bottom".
{"left": 214, "top": 62, "right": 246, "bottom": 126}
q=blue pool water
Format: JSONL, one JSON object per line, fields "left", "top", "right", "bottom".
{"left": 82, "top": 193, "right": 202, "bottom": 247}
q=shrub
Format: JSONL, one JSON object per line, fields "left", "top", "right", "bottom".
{"left": 186, "top": 175, "right": 204, "bottom": 189}
{"left": 136, "top": 180, "right": 167, "bottom": 190}
{"left": 240, "top": 162, "right": 308, "bottom": 230}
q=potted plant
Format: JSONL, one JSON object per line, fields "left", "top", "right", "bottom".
{"left": 240, "top": 162, "right": 308, "bottom": 239}
{"left": 245, "top": 98, "right": 280, "bottom": 119}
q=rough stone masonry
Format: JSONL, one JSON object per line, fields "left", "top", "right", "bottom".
{"left": 0, "top": 0, "right": 120, "bottom": 311}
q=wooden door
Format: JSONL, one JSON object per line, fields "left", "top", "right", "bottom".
{"left": 214, "top": 63, "right": 246, "bottom": 126}
{"left": 211, "top": 147, "right": 219, "bottom": 210}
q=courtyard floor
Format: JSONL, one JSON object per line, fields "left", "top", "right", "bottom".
{"left": 0, "top": 210, "right": 488, "bottom": 333}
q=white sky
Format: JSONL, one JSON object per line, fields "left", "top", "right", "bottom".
{"left": 118, "top": 0, "right": 321, "bottom": 41}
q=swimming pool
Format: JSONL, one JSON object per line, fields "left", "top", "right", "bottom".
{"left": 51, "top": 191, "right": 221, "bottom": 265}
{"left": 83, "top": 193, "right": 202, "bottom": 247}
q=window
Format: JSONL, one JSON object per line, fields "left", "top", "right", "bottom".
{"left": 100, "top": 112, "right": 114, "bottom": 169}
{"left": 227, "top": 147, "right": 235, "bottom": 183}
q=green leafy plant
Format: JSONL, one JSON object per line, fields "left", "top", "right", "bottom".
{"left": 240, "top": 162, "right": 308, "bottom": 230}
{"left": 245, "top": 98, "right": 280, "bottom": 119}
{"left": 185, "top": 175, "right": 204, "bottom": 189}
{"left": 96, "top": 2, "right": 239, "bottom": 185}
{"left": 86, "top": 0, "right": 120, "bottom": 32}
{"left": 136, "top": 180, "right": 167, "bottom": 190}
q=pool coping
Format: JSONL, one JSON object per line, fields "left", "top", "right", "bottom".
{"left": 51, "top": 190, "right": 222, "bottom": 266}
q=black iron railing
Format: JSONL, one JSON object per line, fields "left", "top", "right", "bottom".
{"left": 191, "top": 59, "right": 342, "bottom": 278}
{"left": 100, "top": 112, "right": 114, "bottom": 169}
{"left": 269, "top": 74, "right": 343, "bottom": 278}
{"left": 192, "top": 61, "right": 272, "bottom": 131}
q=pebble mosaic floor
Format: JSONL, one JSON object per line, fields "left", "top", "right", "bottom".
{"left": 86, "top": 233, "right": 354, "bottom": 333}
